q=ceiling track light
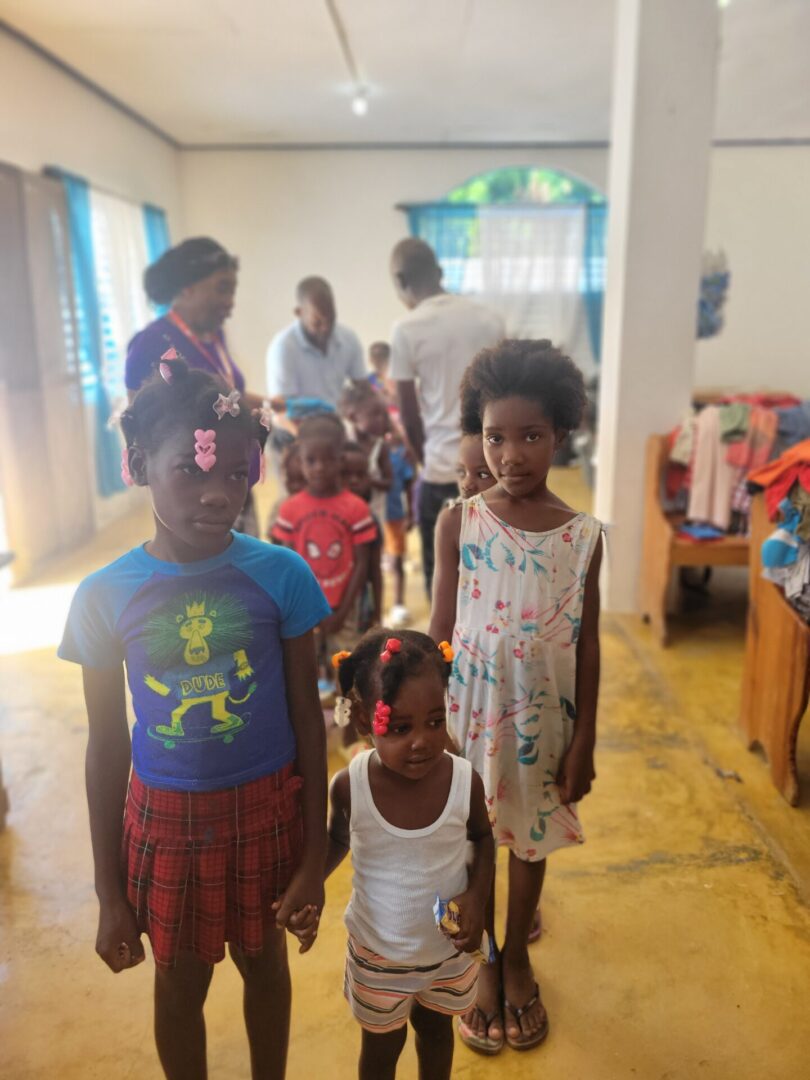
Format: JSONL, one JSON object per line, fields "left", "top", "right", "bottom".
{"left": 325, "top": 0, "right": 370, "bottom": 116}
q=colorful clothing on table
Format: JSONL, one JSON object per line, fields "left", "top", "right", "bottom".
{"left": 790, "top": 484, "right": 810, "bottom": 542}
{"left": 773, "top": 402, "right": 810, "bottom": 458}
{"left": 271, "top": 489, "right": 377, "bottom": 608}
{"left": 59, "top": 534, "right": 329, "bottom": 791}
{"left": 718, "top": 402, "right": 751, "bottom": 443}
{"left": 748, "top": 439, "right": 810, "bottom": 521}
{"left": 687, "top": 405, "right": 744, "bottom": 531}
{"left": 125, "top": 313, "right": 245, "bottom": 394}
{"left": 726, "top": 407, "right": 778, "bottom": 471}
{"left": 448, "top": 495, "right": 601, "bottom": 862}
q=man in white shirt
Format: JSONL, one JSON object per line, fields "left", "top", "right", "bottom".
{"left": 389, "top": 238, "right": 505, "bottom": 594}
{"left": 266, "top": 277, "right": 366, "bottom": 406}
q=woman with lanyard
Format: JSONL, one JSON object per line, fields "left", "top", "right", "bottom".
{"left": 126, "top": 237, "right": 264, "bottom": 532}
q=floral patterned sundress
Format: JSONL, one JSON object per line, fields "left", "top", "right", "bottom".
{"left": 448, "top": 494, "right": 601, "bottom": 862}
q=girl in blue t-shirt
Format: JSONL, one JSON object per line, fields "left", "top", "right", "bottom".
{"left": 60, "top": 358, "right": 329, "bottom": 1079}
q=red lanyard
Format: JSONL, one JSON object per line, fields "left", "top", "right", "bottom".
{"left": 168, "top": 310, "right": 237, "bottom": 389}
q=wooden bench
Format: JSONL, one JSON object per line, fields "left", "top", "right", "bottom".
{"left": 640, "top": 433, "right": 749, "bottom": 646}
{"left": 740, "top": 495, "right": 810, "bottom": 805}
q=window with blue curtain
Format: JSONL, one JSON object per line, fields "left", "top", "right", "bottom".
{"left": 400, "top": 166, "right": 608, "bottom": 363}
{"left": 50, "top": 168, "right": 124, "bottom": 496}
{"left": 47, "top": 166, "right": 171, "bottom": 495}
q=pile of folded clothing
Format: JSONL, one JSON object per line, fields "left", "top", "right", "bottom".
{"left": 663, "top": 394, "right": 810, "bottom": 541}
{"left": 748, "top": 440, "right": 810, "bottom": 621}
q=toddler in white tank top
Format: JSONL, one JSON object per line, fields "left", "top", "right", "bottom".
{"left": 303, "top": 629, "right": 493, "bottom": 1079}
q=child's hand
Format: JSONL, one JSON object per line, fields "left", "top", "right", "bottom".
{"left": 287, "top": 905, "right": 320, "bottom": 954}
{"left": 96, "top": 898, "right": 145, "bottom": 973}
{"left": 556, "top": 730, "right": 596, "bottom": 805}
{"left": 444, "top": 891, "right": 485, "bottom": 955}
{"left": 272, "top": 865, "right": 325, "bottom": 936}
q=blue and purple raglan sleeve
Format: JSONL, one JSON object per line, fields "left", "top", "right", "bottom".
{"left": 236, "top": 540, "right": 330, "bottom": 638}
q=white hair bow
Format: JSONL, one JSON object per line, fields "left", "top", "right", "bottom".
{"left": 213, "top": 389, "right": 241, "bottom": 419}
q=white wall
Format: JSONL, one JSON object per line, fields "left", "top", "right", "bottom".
{"left": 0, "top": 31, "right": 181, "bottom": 226}
{"left": 695, "top": 146, "right": 810, "bottom": 395}
{"left": 179, "top": 148, "right": 608, "bottom": 392}
{"left": 181, "top": 144, "right": 810, "bottom": 400}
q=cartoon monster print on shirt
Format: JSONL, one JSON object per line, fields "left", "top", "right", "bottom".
{"left": 142, "top": 592, "right": 256, "bottom": 749}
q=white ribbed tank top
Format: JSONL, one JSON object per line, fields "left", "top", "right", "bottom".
{"left": 344, "top": 750, "right": 472, "bottom": 965}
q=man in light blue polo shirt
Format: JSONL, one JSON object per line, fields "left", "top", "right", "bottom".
{"left": 265, "top": 276, "right": 366, "bottom": 406}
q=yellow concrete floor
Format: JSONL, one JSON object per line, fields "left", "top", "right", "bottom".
{"left": 2, "top": 471, "right": 810, "bottom": 1079}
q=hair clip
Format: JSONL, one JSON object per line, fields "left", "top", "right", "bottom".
{"left": 332, "top": 650, "right": 351, "bottom": 671}
{"left": 373, "top": 701, "right": 391, "bottom": 735}
{"left": 380, "top": 637, "right": 402, "bottom": 664}
{"left": 213, "top": 389, "right": 241, "bottom": 419}
{"left": 258, "top": 400, "right": 274, "bottom": 431}
{"left": 334, "top": 696, "right": 353, "bottom": 728}
{"left": 120, "top": 447, "right": 134, "bottom": 487}
{"left": 194, "top": 428, "right": 217, "bottom": 472}
{"left": 438, "top": 640, "right": 454, "bottom": 663}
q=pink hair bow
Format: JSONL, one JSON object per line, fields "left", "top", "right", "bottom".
{"left": 213, "top": 389, "right": 241, "bottom": 419}
{"left": 194, "top": 428, "right": 217, "bottom": 472}
{"left": 373, "top": 702, "right": 391, "bottom": 736}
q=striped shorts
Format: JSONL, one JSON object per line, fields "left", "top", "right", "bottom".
{"left": 344, "top": 937, "right": 479, "bottom": 1033}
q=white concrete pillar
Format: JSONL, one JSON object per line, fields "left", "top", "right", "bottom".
{"left": 595, "top": 0, "right": 720, "bottom": 611}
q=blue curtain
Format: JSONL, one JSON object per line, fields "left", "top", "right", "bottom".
{"left": 402, "top": 203, "right": 478, "bottom": 292}
{"left": 54, "top": 170, "right": 124, "bottom": 496}
{"left": 143, "top": 203, "right": 171, "bottom": 315}
{"left": 582, "top": 203, "right": 607, "bottom": 364}
{"left": 143, "top": 203, "right": 170, "bottom": 262}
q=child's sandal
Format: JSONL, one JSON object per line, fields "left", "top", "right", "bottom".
{"left": 457, "top": 1006, "right": 504, "bottom": 1056}
{"left": 503, "top": 982, "right": 549, "bottom": 1051}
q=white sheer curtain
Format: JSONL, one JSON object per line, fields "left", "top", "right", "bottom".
{"left": 87, "top": 189, "right": 152, "bottom": 526}
{"left": 89, "top": 190, "right": 151, "bottom": 404}
{"left": 464, "top": 205, "right": 587, "bottom": 353}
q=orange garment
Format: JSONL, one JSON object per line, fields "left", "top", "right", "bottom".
{"left": 748, "top": 439, "right": 810, "bottom": 520}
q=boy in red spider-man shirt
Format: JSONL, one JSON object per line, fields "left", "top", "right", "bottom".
{"left": 271, "top": 414, "right": 377, "bottom": 677}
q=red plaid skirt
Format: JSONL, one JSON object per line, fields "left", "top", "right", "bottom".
{"left": 122, "top": 764, "right": 303, "bottom": 968}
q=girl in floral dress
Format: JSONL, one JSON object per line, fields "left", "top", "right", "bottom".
{"left": 430, "top": 340, "right": 602, "bottom": 1055}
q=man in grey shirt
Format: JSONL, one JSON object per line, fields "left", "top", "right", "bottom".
{"left": 266, "top": 276, "right": 366, "bottom": 406}
{"left": 389, "top": 239, "right": 505, "bottom": 594}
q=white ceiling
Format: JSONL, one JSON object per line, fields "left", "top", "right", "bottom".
{"left": 2, "top": 0, "right": 809, "bottom": 146}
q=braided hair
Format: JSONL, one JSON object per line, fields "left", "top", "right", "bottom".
{"left": 120, "top": 358, "right": 268, "bottom": 456}
{"left": 337, "top": 628, "right": 452, "bottom": 713}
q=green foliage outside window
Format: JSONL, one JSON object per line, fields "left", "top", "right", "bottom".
{"left": 445, "top": 167, "right": 604, "bottom": 205}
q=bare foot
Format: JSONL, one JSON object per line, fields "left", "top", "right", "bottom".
{"left": 502, "top": 949, "right": 548, "bottom": 1048}
{"left": 460, "top": 954, "right": 503, "bottom": 1047}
